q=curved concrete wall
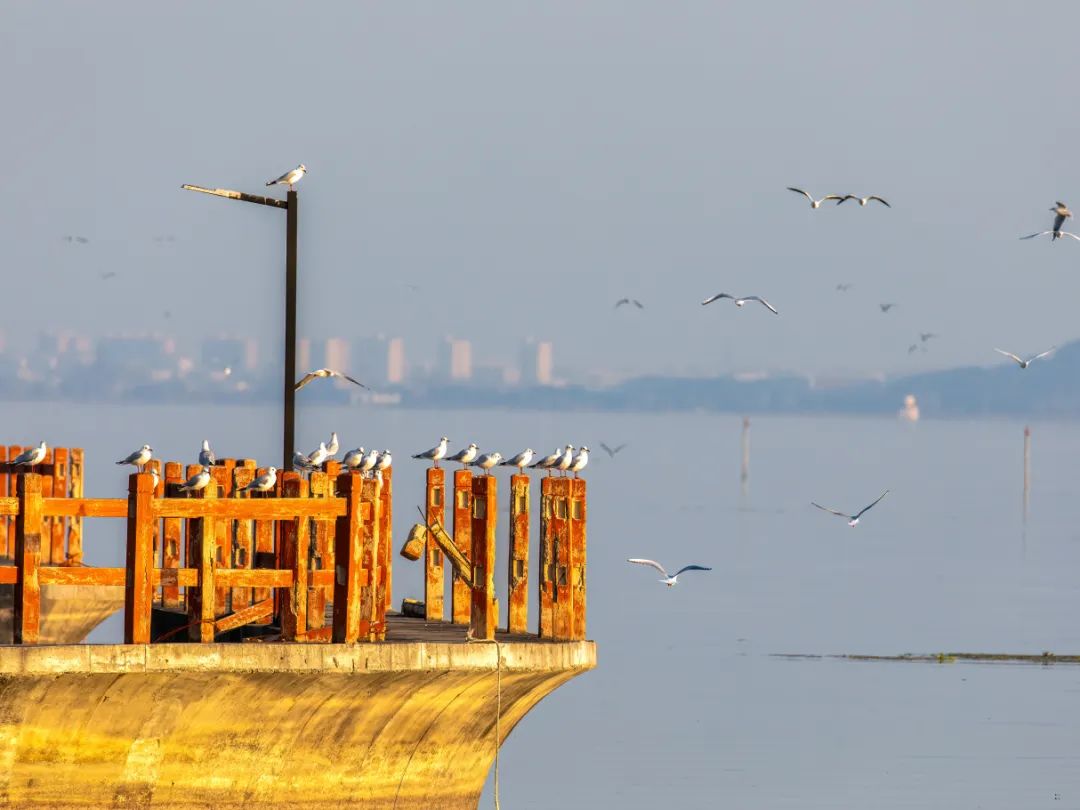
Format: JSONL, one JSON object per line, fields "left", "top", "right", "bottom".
{"left": 0, "top": 641, "right": 595, "bottom": 809}
{"left": 0, "top": 584, "right": 123, "bottom": 644}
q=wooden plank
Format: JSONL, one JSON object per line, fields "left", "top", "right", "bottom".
{"left": 155, "top": 567, "right": 198, "bottom": 588}
{"left": 146, "top": 458, "right": 162, "bottom": 563}
{"left": 332, "top": 472, "right": 363, "bottom": 642}
{"left": 188, "top": 470, "right": 217, "bottom": 642}
{"left": 182, "top": 463, "right": 201, "bottom": 615}
{"left": 252, "top": 466, "right": 275, "bottom": 617}
{"left": 124, "top": 473, "right": 155, "bottom": 643}
{"left": 216, "top": 568, "right": 293, "bottom": 588}
{"left": 151, "top": 498, "right": 345, "bottom": 519}
{"left": 507, "top": 474, "right": 530, "bottom": 635}
{"left": 214, "top": 597, "right": 273, "bottom": 634}
{"left": 280, "top": 475, "right": 308, "bottom": 641}
{"left": 230, "top": 465, "right": 256, "bottom": 611}
{"left": 538, "top": 476, "right": 556, "bottom": 639}
{"left": 452, "top": 469, "right": 472, "bottom": 625}
{"left": 552, "top": 477, "right": 573, "bottom": 640}
{"left": 42, "top": 499, "right": 126, "bottom": 518}
{"left": 68, "top": 448, "right": 84, "bottom": 563}
{"left": 358, "top": 478, "right": 381, "bottom": 641}
{"left": 569, "top": 477, "right": 587, "bottom": 640}
{"left": 424, "top": 467, "right": 446, "bottom": 621}
{"left": 0, "top": 446, "right": 7, "bottom": 558}
{"left": 51, "top": 448, "right": 67, "bottom": 564}
{"left": 40, "top": 567, "right": 126, "bottom": 586}
{"left": 0, "top": 498, "right": 16, "bottom": 516}
{"left": 14, "top": 474, "right": 42, "bottom": 643}
{"left": 0, "top": 566, "right": 15, "bottom": 585}
{"left": 6, "top": 447, "right": 22, "bottom": 558}
{"left": 40, "top": 450, "right": 54, "bottom": 566}
{"left": 161, "top": 461, "right": 183, "bottom": 608}
{"left": 211, "top": 467, "right": 232, "bottom": 616}
{"left": 308, "top": 472, "right": 328, "bottom": 631}
{"left": 378, "top": 467, "right": 393, "bottom": 637}
{"left": 469, "top": 474, "right": 498, "bottom": 640}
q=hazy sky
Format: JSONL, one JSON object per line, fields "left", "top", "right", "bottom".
{"left": 5, "top": 2, "right": 1080, "bottom": 379}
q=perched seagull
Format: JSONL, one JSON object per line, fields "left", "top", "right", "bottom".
{"left": 879, "top": 303, "right": 897, "bottom": 313}
{"left": 554, "top": 445, "right": 576, "bottom": 476}
{"left": 787, "top": 187, "right": 843, "bottom": 208}
{"left": 116, "top": 444, "right": 153, "bottom": 471}
{"left": 500, "top": 449, "right": 535, "bottom": 471}
{"left": 811, "top": 490, "right": 889, "bottom": 527}
{"left": 198, "top": 439, "right": 215, "bottom": 467}
{"left": 599, "top": 442, "right": 628, "bottom": 458}
{"left": 446, "top": 443, "right": 479, "bottom": 468}
{"left": 529, "top": 447, "right": 563, "bottom": 476}
{"left": 343, "top": 447, "right": 366, "bottom": 469}
{"left": 994, "top": 347, "right": 1056, "bottom": 369}
{"left": 306, "top": 442, "right": 330, "bottom": 470}
{"left": 1051, "top": 201, "right": 1073, "bottom": 233}
{"left": 835, "top": 283, "right": 854, "bottom": 292}
{"left": 1019, "top": 229, "right": 1080, "bottom": 242}
{"left": 375, "top": 450, "right": 393, "bottom": 472}
{"left": 295, "top": 368, "right": 367, "bottom": 391}
{"left": 920, "top": 333, "right": 937, "bottom": 343}
{"left": 471, "top": 452, "right": 503, "bottom": 474}
{"left": 178, "top": 467, "right": 212, "bottom": 493}
{"left": 412, "top": 437, "right": 450, "bottom": 467}
{"left": 240, "top": 467, "right": 278, "bottom": 495}
{"left": 12, "top": 442, "right": 47, "bottom": 467}
{"left": 837, "top": 194, "right": 891, "bottom": 207}
{"left": 570, "top": 446, "right": 589, "bottom": 477}
{"left": 325, "top": 432, "right": 340, "bottom": 459}
{"left": 627, "top": 558, "right": 712, "bottom": 587}
{"left": 266, "top": 164, "right": 306, "bottom": 191}
{"left": 358, "top": 448, "right": 380, "bottom": 474}
{"left": 292, "top": 450, "right": 313, "bottom": 471}
{"left": 701, "top": 293, "right": 778, "bottom": 315}
{"left": 614, "top": 298, "right": 644, "bottom": 309}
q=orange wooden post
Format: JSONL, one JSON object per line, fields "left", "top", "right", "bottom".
{"left": 161, "top": 461, "right": 183, "bottom": 609}
{"left": 332, "top": 471, "right": 363, "bottom": 642}
{"left": 452, "top": 469, "right": 472, "bottom": 625}
{"left": 187, "top": 471, "right": 218, "bottom": 642}
{"left": 569, "top": 478, "right": 587, "bottom": 640}
{"left": 377, "top": 466, "right": 393, "bottom": 637}
{"left": 538, "top": 476, "right": 569, "bottom": 639}
{"left": 274, "top": 471, "right": 300, "bottom": 625}
{"left": 308, "top": 471, "right": 329, "bottom": 631}
{"left": 252, "top": 466, "right": 276, "bottom": 616}
{"left": 507, "top": 474, "right": 530, "bottom": 635}
{"left": 124, "top": 473, "right": 155, "bottom": 644}
{"left": 281, "top": 475, "right": 309, "bottom": 641}
{"left": 14, "top": 474, "right": 42, "bottom": 644}
{"left": 39, "top": 449, "right": 54, "bottom": 566}
{"left": 359, "top": 477, "right": 381, "bottom": 641}
{"left": 469, "top": 474, "right": 497, "bottom": 640}
{"left": 51, "top": 448, "right": 68, "bottom": 564}
{"left": 220, "top": 459, "right": 237, "bottom": 494}
{"left": 424, "top": 467, "right": 446, "bottom": 621}
{"left": 210, "top": 467, "right": 231, "bottom": 616}
{"left": 553, "top": 477, "right": 573, "bottom": 640}
{"left": 0, "top": 446, "right": 8, "bottom": 559}
{"left": 68, "top": 448, "right": 84, "bottom": 564}
{"left": 231, "top": 463, "right": 256, "bottom": 612}
{"left": 6, "top": 446, "right": 22, "bottom": 559}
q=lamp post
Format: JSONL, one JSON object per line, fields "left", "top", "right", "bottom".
{"left": 181, "top": 183, "right": 299, "bottom": 470}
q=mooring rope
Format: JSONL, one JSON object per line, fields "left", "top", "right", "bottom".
{"left": 467, "top": 633, "right": 503, "bottom": 810}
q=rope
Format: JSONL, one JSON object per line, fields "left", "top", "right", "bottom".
{"left": 467, "top": 633, "right": 503, "bottom": 810}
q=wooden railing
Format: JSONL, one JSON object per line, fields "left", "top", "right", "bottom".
{"left": 0, "top": 446, "right": 84, "bottom": 563}
{"left": 0, "top": 468, "right": 389, "bottom": 645}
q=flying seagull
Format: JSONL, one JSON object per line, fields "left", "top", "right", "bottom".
{"left": 412, "top": 437, "right": 450, "bottom": 467}
{"left": 198, "top": 439, "right": 215, "bottom": 467}
{"left": 627, "top": 558, "right": 712, "bottom": 587}
{"left": 116, "top": 444, "right": 153, "bottom": 472}
{"left": 701, "top": 293, "right": 778, "bottom": 314}
{"left": 920, "top": 333, "right": 937, "bottom": 343}
{"left": 266, "top": 164, "right": 306, "bottom": 191}
{"left": 240, "top": 467, "right": 277, "bottom": 495}
{"left": 599, "top": 442, "right": 627, "bottom": 458}
{"left": 12, "top": 442, "right": 47, "bottom": 467}
{"left": 1051, "top": 201, "right": 1073, "bottom": 233}
{"left": 295, "top": 368, "right": 367, "bottom": 391}
{"left": 614, "top": 298, "right": 644, "bottom": 309}
{"left": 787, "top": 188, "right": 843, "bottom": 208}
{"left": 500, "top": 449, "right": 535, "bottom": 470}
{"left": 446, "top": 443, "right": 479, "bottom": 468}
{"left": 836, "top": 283, "right": 853, "bottom": 292}
{"left": 837, "top": 195, "right": 891, "bottom": 207}
{"left": 811, "top": 490, "right": 889, "bottom": 527}
{"left": 994, "top": 347, "right": 1056, "bottom": 369}
{"left": 100, "top": 271, "right": 117, "bottom": 281}
{"left": 1019, "top": 230, "right": 1080, "bottom": 242}
{"left": 879, "top": 303, "right": 897, "bottom": 313}
{"left": 570, "top": 446, "right": 589, "bottom": 477}
{"left": 178, "top": 467, "right": 212, "bottom": 493}
{"left": 471, "top": 452, "right": 503, "bottom": 474}
{"left": 907, "top": 344, "right": 920, "bottom": 354}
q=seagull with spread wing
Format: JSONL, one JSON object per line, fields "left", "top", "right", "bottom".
{"left": 627, "top": 558, "right": 712, "bottom": 587}
{"left": 614, "top": 298, "right": 644, "bottom": 309}
{"left": 599, "top": 442, "right": 627, "bottom": 458}
{"left": 837, "top": 194, "right": 890, "bottom": 207}
{"left": 295, "top": 368, "right": 367, "bottom": 391}
{"left": 701, "top": 293, "right": 778, "bottom": 314}
{"left": 879, "top": 303, "right": 897, "bottom": 313}
{"left": 787, "top": 187, "right": 843, "bottom": 208}
{"left": 811, "top": 490, "right": 889, "bottom": 527}
{"left": 994, "top": 347, "right": 1056, "bottom": 369}
{"left": 1019, "top": 229, "right": 1080, "bottom": 242}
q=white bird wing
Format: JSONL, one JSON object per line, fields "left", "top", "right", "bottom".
{"left": 627, "top": 558, "right": 669, "bottom": 577}
{"left": 854, "top": 490, "right": 889, "bottom": 519}
{"left": 1019, "top": 231, "right": 1052, "bottom": 240}
{"left": 787, "top": 187, "right": 813, "bottom": 202}
{"left": 811, "top": 502, "right": 850, "bottom": 518}
{"left": 1058, "top": 231, "right": 1080, "bottom": 241}
{"left": 702, "top": 293, "right": 734, "bottom": 306}
{"left": 867, "top": 196, "right": 891, "bottom": 207}
{"left": 672, "top": 564, "right": 712, "bottom": 577}
{"left": 745, "top": 296, "right": 778, "bottom": 314}
{"left": 338, "top": 372, "right": 367, "bottom": 388}
{"left": 994, "top": 348, "right": 1024, "bottom": 366}
{"left": 821, "top": 194, "right": 844, "bottom": 201}
{"left": 294, "top": 372, "right": 318, "bottom": 390}
{"left": 1030, "top": 346, "right": 1057, "bottom": 362}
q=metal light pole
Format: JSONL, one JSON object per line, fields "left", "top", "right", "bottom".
{"left": 181, "top": 183, "right": 299, "bottom": 470}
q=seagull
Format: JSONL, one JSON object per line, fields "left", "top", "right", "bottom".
{"left": 599, "top": 442, "right": 628, "bottom": 458}
{"left": 412, "top": 437, "right": 449, "bottom": 467}
{"left": 614, "top": 298, "right": 644, "bottom": 309}
{"left": 292, "top": 450, "right": 313, "bottom": 471}
{"left": 100, "top": 271, "right": 117, "bottom": 280}
{"left": 994, "top": 347, "right": 1056, "bottom": 369}
{"left": 811, "top": 490, "right": 889, "bottom": 527}
{"left": 500, "top": 449, "right": 535, "bottom": 470}
{"left": 178, "top": 467, "right": 212, "bottom": 493}
{"left": 325, "top": 432, "right": 340, "bottom": 459}
{"left": 199, "top": 439, "right": 215, "bottom": 467}
{"left": 446, "top": 443, "right": 479, "bottom": 468}
{"left": 116, "top": 444, "right": 153, "bottom": 471}
{"left": 471, "top": 452, "right": 503, "bottom": 474}
{"left": 529, "top": 447, "right": 563, "bottom": 476}
{"left": 358, "top": 448, "right": 380, "bottom": 475}
{"left": 1019, "top": 229, "right": 1080, "bottom": 242}
{"left": 570, "top": 446, "right": 589, "bottom": 477}
{"left": 701, "top": 293, "right": 778, "bottom": 315}
{"left": 240, "top": 467, "right": 278, "bottom": 495}
{"left": 627, "top": 558, "right": 712, "bottom": 587}
{"left": 920, "top": 333, "right": 937, "bottom": 343}
{"left": 295, "top": 368, "right": 367, "bottom": 391}
{"left": 907, "top": 343, "right": 920, "bottom": 354}
{"left": 837, "top": 194, "right": 890, "bottom": 207}
{"left": 554, "top": 445, "right": 576, "bottom": 476}
{"left": 879, "top": 303, "right": 897, "bottom": 313}
{"left": 266, "top": 164, "right": 306, "bottom": 191}
{"left": 11, "top": 442, "right": 47, "bottom": 467}
{"left": 835, "top": 283, "right": 853, "bottom": 292}
{"left": 787, "top": 188, "right": 843, "bottom": 208}
{"left": 343, "top": 447, "right": 366, "bottom": 469}
{"left": 306, "top": 442, "right": 329, "bottom": 470}
{"left": 375, "top": 450, "right": 393, "bottom": 472}
{"left": 1051, "top": 201, "right": 1073, "bottom": 233}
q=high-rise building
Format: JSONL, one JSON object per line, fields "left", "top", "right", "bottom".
{"left": 387, "top": 338, "right": 406, "bottom": 384}
{"left": 323, "top": 337, "right": 349, "bottom": 373}
{"left": 520, "top": 338, "right": 554, "bottom": 385}
{"left": 438, "top": 337, "right": 472, "bottom": 381}
{"left": 201, "top": 336, "right": 258, "bottom": 373}
{"left": 351, "top": 334, "right": 407, "bottom": 387}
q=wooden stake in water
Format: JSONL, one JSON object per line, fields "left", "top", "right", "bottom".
{"left": 1023, "top": 426, "right": 1031, "bottom": 523}
{"left": 740, "top": 418, "right": 750, "bottom": 499}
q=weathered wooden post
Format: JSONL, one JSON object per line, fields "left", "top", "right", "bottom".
{"left": 188, "top": 471, "right": 218, "bottom": 643}
{"left": 378, "top": 467, "right": 393, "bottom": 638}
{"left": 452, "top": 469, "right": 472, "bottom": 625}
{"left": 359, "top": 477, "right": 382, "bottom": 641}
{"left": 6, "top": 445, "right": 22, "bottom": 559}
{"left": 161, "top": 461, "right": 183, "bottom": 609}
{"left": 51, "top": 447, "right": 68, "bottom": 563}
{"left": 0, "top": 446, "right": 7, "bottom": 559}
{"left": 68, "top": 448, "right": 84, "bottom": 564}
{"left": 539, "top": 477, "right": 571, "bottom": 639}
{"left": 507, "top": 474, "right": 530, "bottom": 635}
{"left": 14, "top": 474, "right": 42, "bottom": 644}
{"left": 210, "top": 467, "right": 232, "bottom": 615}
{"left": 40, "top": 448, "right": 54, "bottom": 568}
{"left": 281, "top": 474, "right": 309, "bottom": 641}
{"left": 252, "top": 466, "right": 276, "bottom": 616}
{"left": 308, "top": 471, "right": 330, "bottom": 631}
{"left": 470, "top": 474, "right": 497, "bottom": 640}
{"left": 424, "top": 467, "right": 446, "bottom": 621}
{"left": 332, "top": 471, "right": 364, "bottom": 643}
{"left": 124, "top": 473, "right": 155, "bottom": 644}
{"left": 569, "top": 478, "right": 587, "bottom": 640}
{"left": 231, "top": 461, "right": 257, "bottom": 612}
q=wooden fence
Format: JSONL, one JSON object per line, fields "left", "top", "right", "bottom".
{"left": 0, "top": 446, "right": 84, "bottom": 563}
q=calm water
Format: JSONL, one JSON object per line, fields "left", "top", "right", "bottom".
{"left": 8, "top": 402, "right": 1080, "bottom": 808}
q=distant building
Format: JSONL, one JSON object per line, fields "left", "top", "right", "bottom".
{"left": 96, "top": 335, "right": 176, "bottom": 379}
{"left": 201, "top": 336, "right": 258, "bottom": 373}
{"left": 520, "top": 338, "right": 554, "bottom": 385}
{"left": 438, "top": 337, "right": 472, "bottom": 381}
{"left": 351, "top": 334, "right": 407, "bottom": 387}
{"left": 323, "top": 337, "right": 349, "bottom": 373}
{"left": 387, "top": 338, "right": 406, "bottom": 384}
